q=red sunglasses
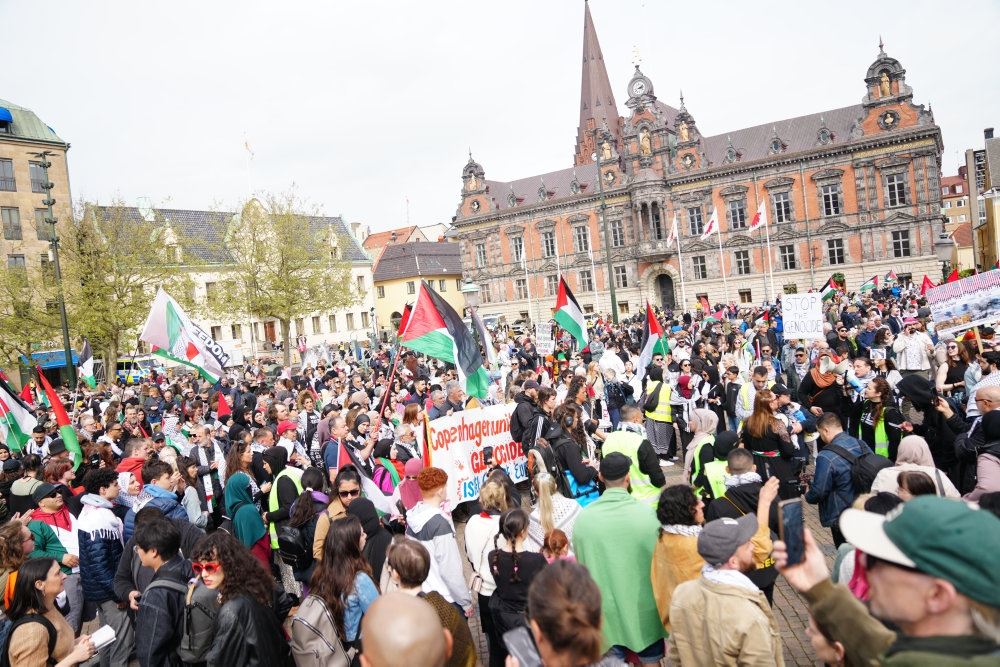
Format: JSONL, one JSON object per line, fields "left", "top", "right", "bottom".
{"left": 192, "top": 561, "right": 221, "bottom": 575}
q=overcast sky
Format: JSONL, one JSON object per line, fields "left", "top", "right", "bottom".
{"left": 3, "top": 0, "right": 997, "bottom": 233}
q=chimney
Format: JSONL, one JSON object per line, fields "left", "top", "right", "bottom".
{"left": 987, "top": 128, "right": 995, "bottom": 140}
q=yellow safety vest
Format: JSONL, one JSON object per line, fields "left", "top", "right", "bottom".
{"left": 268, "top": 467, "right": 303, "bottom": 549}
{"left": 703, "top": 460, "right": 729, "bottom": 500}
{"left": 737, "top": 379, "right": 776, "bottom": 430}
{"left": 643, "top": 382, "right": 673, "bottom": 423}
{"left": 601, "top": 428, "right": 660, "bottom": 508}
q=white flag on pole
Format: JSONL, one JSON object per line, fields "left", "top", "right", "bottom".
{"left": 700, "top": 207, "right": 719, "bottom": 241}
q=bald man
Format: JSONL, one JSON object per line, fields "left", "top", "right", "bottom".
{"left": 956, "top": 384, "right": 1000, "bottom": 500}
{"left": 360, "top": 593, "right": 451, "bottom": 667}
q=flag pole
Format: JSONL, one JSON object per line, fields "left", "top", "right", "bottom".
{"left": 763, "top": 210, "right": 776, "bottom": 302}
{"left": 521, "top": 251, "right": 534, "bottom": 327}
{"left": 673, "top": 212, "right": 688, "bottom": 311}
{"left": 588, "top": 246, "right": 601, "bottom": 314}
{"left": 714, "top": 207, "right": 731, "bottom": 305}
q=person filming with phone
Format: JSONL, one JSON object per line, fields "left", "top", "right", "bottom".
{"left": 806, "top": 413, "right": 873, "bottom": 547}
{"left": 774, "top": 497, "right": 1000, "bottom": 665}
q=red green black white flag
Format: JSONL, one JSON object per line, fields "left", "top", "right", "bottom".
{"left": 398, "top": 281, "right": 489, "bottom": 398}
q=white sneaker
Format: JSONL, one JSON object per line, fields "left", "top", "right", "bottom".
{"left": 660, "top": 460, "right": 675, "bottom": 467}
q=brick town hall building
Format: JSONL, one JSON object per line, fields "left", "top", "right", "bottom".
{"left": 450, "top": 2, "right": 945, "bottom": 322}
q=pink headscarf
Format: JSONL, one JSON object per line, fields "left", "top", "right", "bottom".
{"left": 896, "top": 436, "right": 935, "bottom": 467}
{"left": 398, "top": 458, "right": 424, "bottom": 510}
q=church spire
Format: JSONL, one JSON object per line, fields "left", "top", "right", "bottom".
{"left": 574, "top": 1, "right": 622, "bottom": 166}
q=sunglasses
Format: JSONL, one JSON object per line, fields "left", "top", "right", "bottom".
{"left": 191, "top": 561, "right": 222, "bottom": 575}
{"left": 338, "top": 488, "right": 361, "bottom": 499}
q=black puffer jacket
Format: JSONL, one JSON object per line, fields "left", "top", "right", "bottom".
{"left": 510, "top": 392, "right": 537, "bottom": 450}
{"left": 206, "top": 594, "right": 294, "bottom": 667}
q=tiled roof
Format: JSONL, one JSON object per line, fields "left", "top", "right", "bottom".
{"left": 0, "top": 98, "right": 65, "bottom": 144}
{"left": 363, "top": 225, "right": 423, "bottom": 250}
{"left": 940, "top": 175, "right": 963, "bottom": 188}
{"left": 479, "top": 104, "right": 863, "bottom": 211}
{"left": 485, "top": 162, "right": 599, "bottom": 211}
{"left": 699, "top": 104, "right": 863, "bottom": 166}
{"left": 951, "top": 221, "right": 973, "bottom": 247}
{"left": 90, "top": 205, "right": 369, "bottom": 264}
{"left": 373, "top": 242, "right": 462, "bottom": 282}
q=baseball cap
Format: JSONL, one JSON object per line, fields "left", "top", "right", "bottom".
{"left": 599, "top": 452, "right": 631, "bottom": 481}
{"left": 903, "top": 317, "right": 918, "bottom": 325}
{"left": 47, "top": 438, "right": 67, "bottom": 456}
{"left": 522, "top": 380, "right": 540, "bottom": 390}
{"left": 697, "top": 515, "right": 758, "bottom": 566}
{"left": 32, "top": 482, "right": 61, "bottom": 504}
{"left": 276, "top": 420, "right": 299, "bottom": 436}
{"left": 840, "top": 496, "right": 1000, "bottom": 607}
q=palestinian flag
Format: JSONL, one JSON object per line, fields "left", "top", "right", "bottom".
{"left": 0, "top": 377, "right": 37, "bottom": 453}
{"left": 884, "top": 270, "right": 898, "bottom": 284}
{"left": 821, "top": 276, "right": 839, "bottom": 301}
{"left": 77, "top": 338, "right": 96, "bottom": 389}
{"left": 859, "top": 275, "right": 878, "bottom": 292}
{"left": 553, "top": 276, "right": 587, "bottom": 348}
{"left": 396, "top": 303, "right": 412, "bottom": 337}
{"left": 140, "top": 288, "right": 229, "bottom": 383}
{"left": 35, "top": 368, "right": 83, "bottom": 470}
{"left": 636, "top": 303, "right": 669, "bottom": 383}
{"left": 398, "top": 281, "right": 489, "bottom": 398}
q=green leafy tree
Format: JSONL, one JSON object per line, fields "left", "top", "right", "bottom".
{"left": 217, "top": 193, "right": 360, "bottom": 366}
{"left": 62, "top": 201, "right": 199, "bottom": 371}
{"left": 0, "top": 260, "right": 61, "bottom": 376}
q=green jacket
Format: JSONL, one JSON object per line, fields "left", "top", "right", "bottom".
{"left": 805, "top": 579, "right": 1000, "bottom": 665}
{"left": 28, "top": 520, "right": 70, "bottom": 574}
{"left": 572, "top": 487, "right": 665, "bottom": 653}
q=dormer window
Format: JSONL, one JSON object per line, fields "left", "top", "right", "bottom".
{"left": 507, "top": 193, "right": 517, "bottom": 207}
{"left": 538, "top": 187, "right": 547, "bottom": 202}
{"left": 0, "top": 107, "right": 11, "bottom": 135}
{"left": 570, "top": 180, "right": 580, "bottom": 195}
{"left": 771, "top": 139, "right": 782, "bottom": 153}
{"left": 817, "top": 128, "right": 833, "bottom": 145}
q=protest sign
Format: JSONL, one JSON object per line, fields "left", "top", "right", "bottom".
{"left": 926, "top": 269, "right": 1000, "bottom": 335}
{"left": 426, "top": 403, "right": 524, "bottom": 505}
{"left": 781, "top": 293, "right": 825, "bottom": 340}
{"left": 535, "top": 324, "right": 555, "bottom": 355}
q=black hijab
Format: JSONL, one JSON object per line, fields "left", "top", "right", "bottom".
{"left": 261, "top": 446, "right": 288, "bottom": 477}
{"left": 346, "top": 498, "right": 392, "bottom": 582}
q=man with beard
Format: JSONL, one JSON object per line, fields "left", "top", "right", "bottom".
{"left": 668, "top": 514, "right": 784, "bottom": 665}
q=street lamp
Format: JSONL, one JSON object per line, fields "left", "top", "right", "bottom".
{"left": 29, "top": 151, "right": 75, "bottom": 389}
{"left": 460, "top": 277, "right": 481, "bottom": 314}
{"left": 934, "top": 230, "right": 956, "bottom": 280}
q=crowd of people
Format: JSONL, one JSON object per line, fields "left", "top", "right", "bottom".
{"left": 0, "top": 281, "right": 998, "bottom": 666}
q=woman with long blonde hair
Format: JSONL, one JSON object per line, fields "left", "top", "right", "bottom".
{"left": 525, "top": 472, "right": 581, "bottom": 553}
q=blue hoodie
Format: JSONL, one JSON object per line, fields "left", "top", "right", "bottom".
{"left": 124, "top": 483, "right": 189, "bottom": 541}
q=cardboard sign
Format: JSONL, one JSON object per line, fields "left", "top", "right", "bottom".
{"left": 535, "top": 324, "right": 555, "bottom": 355}
{"left": 426, "top": 403, "right": 525, "bottom": 505}
{"left": 926, "top": 270, "right": 1000, "bottom": 335}
{"left": 782, "top": 294, "right": 825, "bottom": 340}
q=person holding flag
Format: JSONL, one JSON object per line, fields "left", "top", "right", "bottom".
{"left": 0, "top": 375, "right": 38, "bottom": 454}
{"left": 35, "top": 368, "right": 83, "bottom": 471}
{"left": 554, "top": 276, "right": 588, "bottom": 350}
{"left": 77, "top": 338, "right": 97, "bottom": 389}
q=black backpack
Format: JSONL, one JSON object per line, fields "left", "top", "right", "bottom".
{"left": 144, "top": 579, "right": 220, "bottom": 663}
{"left": 824, "top": 443, "right": 893, "bottom": 494}
{"left": 277, "top": 521, "right": 314, "bottom": 571}
{"left": 0, "top": 613, "right": 56, "bottom": 667}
